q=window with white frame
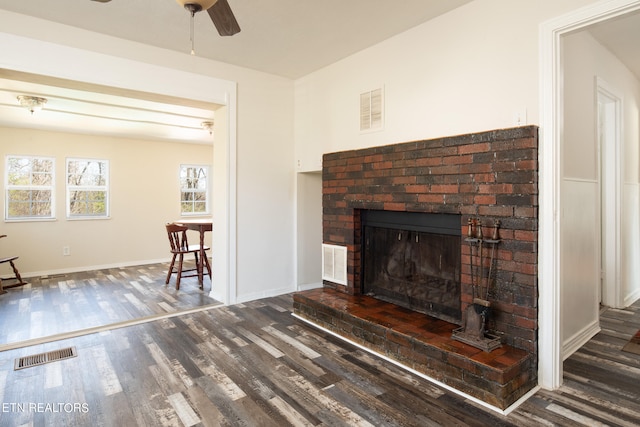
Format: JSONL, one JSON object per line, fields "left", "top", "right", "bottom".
{"left": 66, "top": 158, "right": 109, "bottom": 218}
{"left": 180, "top": 165, "right": 210, "bottom": 215}
{"left": 5, "top": 155, "right": 55, "bottom": 220}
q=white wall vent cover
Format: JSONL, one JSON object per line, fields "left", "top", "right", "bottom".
{"left": 322, "top": 244, "right": 347, "bottom": 285}
{"left": 360, "top": 87, "right": 384, "bottom": 132}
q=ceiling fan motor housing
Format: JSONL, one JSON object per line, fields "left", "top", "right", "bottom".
{"left": 176, "top": 0, "right": 218, "bottom": 13}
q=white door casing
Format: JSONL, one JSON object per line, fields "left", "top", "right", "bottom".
{"left": 539, "top": 0, "right": 640, "bottom": 390}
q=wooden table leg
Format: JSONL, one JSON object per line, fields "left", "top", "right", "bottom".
{"left": 198, "top": 227, "right": 205, "bottom": 289}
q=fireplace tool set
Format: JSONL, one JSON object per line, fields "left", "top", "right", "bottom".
{"left": 452, "top": 218, "right": 502, "bottom": 351}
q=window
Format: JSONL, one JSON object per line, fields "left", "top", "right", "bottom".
{"left": 180, "top": 165, "right": 210, "bottom": 215}
{"left": 66, "top": 158, "right": 109, "bottom": 218}
{"left": 5, "top": 155, "right": 55, "bottom": 220}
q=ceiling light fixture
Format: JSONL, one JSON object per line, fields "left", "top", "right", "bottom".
{"left": 201, "top": 121, "right": 214, "bottom": 135}
{"left": 176, "top": 1, "right": 219, "bottom": 55}
{"left": 17, "top": 95, "right": 48, "bottom": 114}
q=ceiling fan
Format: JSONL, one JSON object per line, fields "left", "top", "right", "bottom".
{"left": 91, "top": 0, "right": 241, "bottom": 49}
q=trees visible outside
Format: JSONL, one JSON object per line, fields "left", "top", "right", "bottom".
{"left": 180, "top": 165, "right": 209, "bottom": 214}
{"left": 67, "top": 158, "right": 109, "bottom": 218}
{"left": 5, "top": 156, "right": 55, "bottom": 219}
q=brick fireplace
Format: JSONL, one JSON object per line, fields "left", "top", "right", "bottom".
{"left": 293, "top": 126, "right": 539, "bottom": 410}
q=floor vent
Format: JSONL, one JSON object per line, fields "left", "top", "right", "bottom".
{"left": 40, "top": 273, "right": 67, "bottom": 279}
{"left": 14, "top": 346, "right": 77, "bottom": 370}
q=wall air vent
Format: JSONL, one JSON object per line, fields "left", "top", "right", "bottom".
{"left": 322, "top": 244, "right": 347, "bottom": 286}
{"left": 360, "top": 87, "right": 384, "bottom": 132}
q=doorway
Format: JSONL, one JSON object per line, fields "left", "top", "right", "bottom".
{"left": 596, "top": 77, "right": 623, "bottom": 308}
{"left": 540, "top": 0, "right": 640, "bottom": 390}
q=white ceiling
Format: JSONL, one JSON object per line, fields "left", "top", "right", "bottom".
{"left": 0, "top": 1, "right": 639, "bottom": 143}
{"left": 0, "top": 0, "right": 472, "bottom": 142}
{"left": 0, "top": 0, "right": 473, "bottom": 79}
{"left": 587, "top": 9, "right": 640, "bottom": 81}
{"left": 0, "top": 69, "right": 219, "bottom": 144}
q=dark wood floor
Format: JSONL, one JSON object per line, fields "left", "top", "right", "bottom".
{"left": 0, "top": 265, "right": 639, "bottom": 426}
{"left": 0, "top": 262, "right": 220, "bottom": 349}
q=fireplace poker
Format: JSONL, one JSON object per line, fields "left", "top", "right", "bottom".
{"left": 467, "top": 218, "right": 476, "bottom": 297}
{"left": 477, "top": 219, "right": 484, "bottom": 300}
{"left": 485, "top": 220, "right": 500, "bottom": 300}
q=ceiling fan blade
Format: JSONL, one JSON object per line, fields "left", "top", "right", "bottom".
{"left": 90, "top": 0, "right": 112, "bottom": 3}
{"left": 207, "top": 0, "right": 241, "bottom": 36}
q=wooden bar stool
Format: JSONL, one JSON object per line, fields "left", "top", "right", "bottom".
{"left": 0, "top": 235, "right": 28, "bottom": 294}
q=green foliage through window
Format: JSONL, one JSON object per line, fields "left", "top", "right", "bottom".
{"left": 5, "top": 156, "right": 55, "bottom": 219}
{"left": 67, "top": 159, "right": 109, "bottom": 218}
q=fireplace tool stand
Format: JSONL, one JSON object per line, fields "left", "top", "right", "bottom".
{"left": 452, "top": 219, "right": 502, "bottom": 352}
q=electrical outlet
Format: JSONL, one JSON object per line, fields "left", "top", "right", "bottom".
{"left": 62, "top": 246, "right": 70, "bottom": 256}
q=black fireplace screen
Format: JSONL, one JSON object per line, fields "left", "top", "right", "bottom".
{"left": 362, "top": 211, "right": 461, "bottom": 324}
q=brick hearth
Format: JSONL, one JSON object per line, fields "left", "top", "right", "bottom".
{"left": 293, "top": 288, "right": 532, "bottom": 410}
{"left": 293, "top": 126, "right": 539, "bottom": 409}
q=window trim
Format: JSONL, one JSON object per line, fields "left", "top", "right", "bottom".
{"left": 65, "top": 157, "right": 110, "bottom": 220}
{"left": 180, "top": 164, "right": 211, "bottom": 216}
{"left": 4, "top": 155, "right": 56, "bottom": 222}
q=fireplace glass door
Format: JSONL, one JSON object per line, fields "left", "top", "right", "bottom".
{"left": 362, "top": 211, "right": 461, "bottom": 324}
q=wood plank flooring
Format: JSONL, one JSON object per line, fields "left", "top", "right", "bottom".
{"left": 0, "top": 265, "right": 638, "bottom": 426}
{"left": 0, "top": 262, "right": 220, "bottom": 348}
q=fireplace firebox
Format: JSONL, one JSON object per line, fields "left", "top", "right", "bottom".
{"left": 362, "top": 210, "right": 461, "bottom": 324}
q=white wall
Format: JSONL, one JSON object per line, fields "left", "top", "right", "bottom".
{"left": 296, "top": 172, "right": 322, "bottom": 290}
{"left": 0, "top": 10, "right": 296, "bottom": 304}
{"left": 561, "top": 30, "right": 640, "bottom": 355}
{"left": 294, "top": 0, "right": 597, "bottom": 171}
{"left": 292, "top": 0, "right": 601, "bottom": 297}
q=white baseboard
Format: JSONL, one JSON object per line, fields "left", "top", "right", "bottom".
{"left": 234, "top": 285, "right": 296, "bottom": 304}
{"left": 296, "top": 281, "right": 323, "bottom": 291}
{"left": 563, "top": 320, "right": 600, "bottom": 360}
{"left": 21, "top": 258, "right": 171, "bottom": 280}
{"left": 624, "top": 289, "right": 640, "bottom": 307}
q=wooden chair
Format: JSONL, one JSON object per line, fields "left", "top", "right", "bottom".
{"left": 0, "top": 235, "right": 28, "bottom": 294}
{"left": 165, "top": 223, "right": 211, "bottom": 290}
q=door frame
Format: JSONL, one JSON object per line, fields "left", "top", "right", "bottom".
{"left": 596, "top": 77, "right": 623, "bottom": 308}
{"left": 539, "top": 0, "right": 640, "bottom": 390}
